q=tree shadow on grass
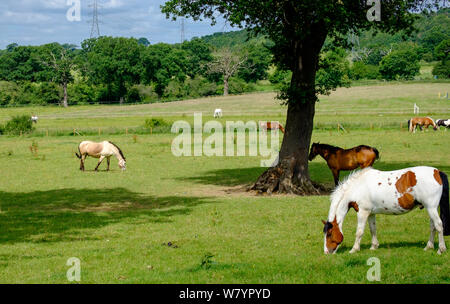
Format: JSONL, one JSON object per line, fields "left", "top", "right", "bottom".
{"left": 177, "top": 161, "right": 450, "bottom": 188}
{"left": 177, "top": 167, "right": 267, "bottom": 187}
{"left": 0, "top": 188, "right": 215, "bottom": 244}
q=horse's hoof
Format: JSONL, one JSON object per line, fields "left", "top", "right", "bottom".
{"left": 437, "top": 247, "right": 447, "bottom": 255}
{"left": 370, "top": 245, "right": 379, "bottom": 250}
{"left": 424, "top": 242, "right": 434, "bottom": 251}
{"left": 349, "top": 248, "right": 359, "bottom": 254}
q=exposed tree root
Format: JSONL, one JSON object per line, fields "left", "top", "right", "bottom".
{"left": 249, "top": 155, "right": 330, "bottom": 195}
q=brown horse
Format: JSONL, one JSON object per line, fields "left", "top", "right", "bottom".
{"left": 308, "top": 143, "right": 379, "bottom": 186}
{"left": 408, "top": 117, "right": 437, "bottom": 133}
{"left": 259, "top": 121, "right": 285, "bottom": 133}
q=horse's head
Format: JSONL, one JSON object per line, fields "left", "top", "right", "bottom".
{"left": 322, "top": 218, "right": 343, "bottom": 254}
{"left": 308, "top": 143, "right": 319, "bottom": 161}
{"left": 119, "top": 159, "right": 126, "bottom": 171}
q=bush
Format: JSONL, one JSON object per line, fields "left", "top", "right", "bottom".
{"left": 144, "top": 118, "right": 169, "bottom": 129}
{"left": 15, "top": 82, "right": 40, "bottom": 105}
{"left": 125, "top": 86, "right": 142, "bottom": 103}
{"left": 0, "top": 81, "right": 61, "bottom": 106}
{"left": 0, "top": 81, "right": 19, "bottom": 106}
{"left": 134, "top": 84, "right": 158, "bottom": 103}
{"left": 68, "top": 82, "right": 97, "bottom": 105}
{"left": 422, "top": 52, "right": 434, "bottom": 62}
{"left": 432, "top": 61, "right": 450, "bottom": 78}
{"left": 3, "top": 115, "right": 34, "bottom": 135}
{"left": 226, "top": 77, "right": 256, "bottom": 94}
{"left": 349, "top": 62, "right": 380, "bottom": 80}
{"left": 379, "top": 49, "right": 420, "bottom": 80}
{"left": 268, "top": 68, "right": 291, "bottom": 85}
{"left": 35, "top": 82, "right": 61, "bottom": 105}
{"left": 184, "top": 76, "right": 218, "bottom": 98}
{"left": 163, "top": 81, "right": 185, "bottom": 99}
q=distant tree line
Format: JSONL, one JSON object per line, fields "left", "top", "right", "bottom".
{"left": 0, "top": 9, "right": 448, "bottom": 107}
{"left": 0, "top": 36, "right": 272, "bottom": 107}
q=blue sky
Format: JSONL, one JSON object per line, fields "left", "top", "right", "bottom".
{"left": 0, "top": 0, "right": 233, "bottom": 49}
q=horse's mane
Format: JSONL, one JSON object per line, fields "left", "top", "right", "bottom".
{"left": 316, "top": 143, "right": 342, "bottom": 153}
{"left": 331, "top": 167, "right": 373, "bottom": 203}
{"left": 108, "top": 141, "right": 126, "bottom": 160}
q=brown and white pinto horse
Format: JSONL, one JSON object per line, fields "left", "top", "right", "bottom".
{"left": 408, "top": 117, "right": 437, "bottom": 133}
{"left": 308, "top": 143, "right": 379, "bottom": 186}
{"left": 323, "top": 166, "right": 449, "bottom": 254}
{"left": 76, "top": 141, "right": 126, "bottom": 171}
{"left": 259, "top": 121, "right": 285, "bottom": 134}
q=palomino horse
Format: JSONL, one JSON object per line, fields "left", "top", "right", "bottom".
{"left": 75, "top": 141, "right": 126, "bottom": 171}
{"left": 308, "top": 143, "right": 379, "bottom": 186}
{"left": 259, "top": 121, "right": 285, "bottom": 134}
{"left": 322, "top": 166, "right": 449, "bottom": 254}
{"left": 408, "top": 117, "right": 437, "bottom": 133}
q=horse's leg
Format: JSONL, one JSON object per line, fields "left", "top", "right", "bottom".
{"left": 331, "top": 169, "right": 339, "bottom": 186}
{"left": 368, "top": 214, "right": 379, "bottom": 250}
{"left": 107, "top": 157, "right": 111, "bottom": 171}
{"left": 424, "top": 219, "right": 436, "bottom": 251}
{"left": 95, "top": 156, "right": 105, "bottom": 171}
{"left": 81, "top": 155, "right": 86, "bottom": 171}
{"left": 350, "top": 209, "right": 370, "bottom": 254}
{"left": 426, "top": 208, "right": 447, "bottom": 254}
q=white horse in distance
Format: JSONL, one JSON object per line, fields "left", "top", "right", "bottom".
{"left": 214, "top": 109, "right": 223, "bottom": 118}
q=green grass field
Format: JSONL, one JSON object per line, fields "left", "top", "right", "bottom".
{"left": 0, "top": 81, "right": 449, "bottom": 283}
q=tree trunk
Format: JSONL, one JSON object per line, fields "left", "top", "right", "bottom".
{"left": 62, "top": 82, "right": 68, "bottom": 108}
{"left": 223, "top": 77, "right": 229, "bottom": 96}
{"left": 251, "top": 34, "right": 328, "bottom": 195}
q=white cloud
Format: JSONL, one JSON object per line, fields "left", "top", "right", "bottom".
{"left": 0, "top": 0, "right": 229, "bottom": 49}
{"left": 103, "top": 0, "right": 125, "bottom": 9}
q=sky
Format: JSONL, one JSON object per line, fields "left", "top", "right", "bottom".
{"left": 0, "top": 0, "right": 233, "bottom": 49}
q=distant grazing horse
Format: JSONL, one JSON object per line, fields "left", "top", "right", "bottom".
{"left": 408, "top": 117, "right": 437, "bottom": 133}
{"left": 214, "top": 109, "right": 223, "bottom": 118}
{"left": 308, "top": 143, "right": 379, "bottom": 186}
{"left": 436, "top": 119, "right": 450, "bottom": 129}
{"left": 259, "top": 121, "right": 285, "bottom": 134}
{"left": 75, "top": 141, "right": 126, "bottom": 171}
{"left": 322, "top": 166, "right": 449, "bottom": 254}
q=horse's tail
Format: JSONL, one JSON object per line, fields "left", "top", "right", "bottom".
{"left": 75, "top": 145, "right": 81, "bottom": 159}
{"left": 407, "top": 119, "right": 411, "bottom": 132}
{"left": 439, "top": 171, "right": 450, "bottom": 236}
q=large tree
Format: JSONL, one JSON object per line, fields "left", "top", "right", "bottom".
{"left": 162, "top": 0, "right": 442, "bottom": 194}
{"left": 80, "top": 37, "right": 143, "bottom": 101}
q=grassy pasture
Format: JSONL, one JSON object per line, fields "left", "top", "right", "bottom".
{"left": 0, "top": 81, "right": 449, "bottom": 283}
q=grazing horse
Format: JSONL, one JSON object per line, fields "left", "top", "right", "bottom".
{"left": 322, "top": 166, "right": 449, "bottom": 254}
{"left": 75, "top": 141, "right": 126, "bottom": 171}
{"left": 259, "top": 121, "right": 285, "bottom": 134}
{"left": 214, "top": 109, "right": 223, "bottom": 118}
{"left": 436, "top": 119, "right": 450, "bottom": 129}
{"left": 308, "top": 143, "right": 379, "bottom": 186}
{"left": 408, "top": 117, "right": 437, "bottom": 133}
